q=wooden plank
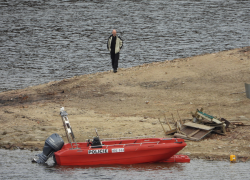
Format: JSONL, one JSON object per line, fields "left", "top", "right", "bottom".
{"left": 197, "top": 112, "right": 212, "bottom": 121}
{"left": 197, "top": 112, "right": 222, "bottom": 124}
{"left": 180, "top": 126, "right": 212, "bottom": 140}
{"left": 188, "top": 129, "right": 200, "bottom": 137}
{"left": 175, "top": 128, "right": 212, "bottom": 141}
{"left": 183, "top": 122, "right": 214, "bottom": 130}
{"left": 231, "top": 122, "right": 244, "bottom": 126}
{"left": 165, "top": 129, "right": 177, "bottom": 135}
{"left": 192, "top": 129, "right": 212, "bottom": 139}
{"left": 180, "top": 126, "right": 197, "bottom": 135}
{"left": 174, "top": 133, "right": 199, "bottom": 141}
{"left": 212, "top": 118, "right": 223, "bottom": 124}
{"left": 164, "top": 114, "right": 172, "bottom": 130}
{"left": 158, "top": 118, "right": 166, "bottom": 133}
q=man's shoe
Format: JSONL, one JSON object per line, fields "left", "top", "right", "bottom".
{"left": 113, "top": 69, "right": 117, "bottom": 73}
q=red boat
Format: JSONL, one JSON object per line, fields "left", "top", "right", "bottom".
{"left": 33, "top": 108, "right": 187, "bottom": 165}
{"left": 54, "top": 138, "right": 186, "bottom": 166}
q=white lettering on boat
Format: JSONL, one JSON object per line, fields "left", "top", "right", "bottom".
{"left": 112, "top": 148, "right": 125, "bottom": 153}
{"left": 88, "top": 149, "right": 108, "bottom": 154}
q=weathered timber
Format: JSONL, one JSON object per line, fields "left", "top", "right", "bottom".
{"left": 183, "top": 122, "right": 214, "bottom": 131}
{"left": 174, "top": 122, "right": 214, "bottom": 141}
{"left": 174, "top": 133, "right": 199, "bottom": 141}
{"left": 188, "top": 129, "right": 200, "bottom": 137}
{"left": 165, "top": 129, "right": 177, "bottom": 135}
{"left": 197, "top": 111, "right": 222, "bottom": 124}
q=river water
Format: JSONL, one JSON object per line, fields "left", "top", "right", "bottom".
{"left": 0, "top": 149, "right": 249, "bottom": 180}
{"left": 0, "top": 0, "right": 249, "bottom": 92}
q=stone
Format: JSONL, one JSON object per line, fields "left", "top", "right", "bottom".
{"left": 1, "top": 141, "right": 10, "bottom": 145}
{"left": 238, "top": 116, "right": 246, "bottom": 119}
{"left": 40, "top": 126, "right": 58, "bottom": 131}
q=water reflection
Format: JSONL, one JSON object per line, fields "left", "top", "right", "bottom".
{"left": 53, "top": 162, "right": 185, "bottom": 172}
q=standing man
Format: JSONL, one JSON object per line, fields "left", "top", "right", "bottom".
{"left": 107, "top": 29, "right": 123, "bottom": 73}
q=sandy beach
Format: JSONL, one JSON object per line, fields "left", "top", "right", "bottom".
{"left": 0, "top": 47, "right": 249, "bottom": 161}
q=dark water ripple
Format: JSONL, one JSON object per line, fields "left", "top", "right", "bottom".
{"left": 0, "top": 0, "right": 249, "bottom": 92}
{"left": 0, "top": 149, "right": 250, "bottom": 180}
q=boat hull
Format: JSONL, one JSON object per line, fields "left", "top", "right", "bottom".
{"left": 54, "top": 138, "right": 186, "bottom": 166}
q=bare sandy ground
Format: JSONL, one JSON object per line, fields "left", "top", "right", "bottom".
{"left": 0, "top": 47, "right": 249, "bottom": 162}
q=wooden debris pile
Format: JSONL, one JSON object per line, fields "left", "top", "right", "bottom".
{"left": 159, "top": 108, "right": 235, "bottom": 141}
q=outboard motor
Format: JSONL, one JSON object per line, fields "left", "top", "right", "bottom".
{"left": 33, "top": 133, "right": 64, "bottom": 164}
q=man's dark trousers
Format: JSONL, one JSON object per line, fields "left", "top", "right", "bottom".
{"left": 111, "top": 52, "right": 119, "bottom": 71}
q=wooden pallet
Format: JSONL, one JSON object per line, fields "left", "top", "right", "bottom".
{"left": 174, "top": 122, "right": 214, "bottom": 141}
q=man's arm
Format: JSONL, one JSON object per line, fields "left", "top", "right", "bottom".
{"left": 107, "top": 35, "right": 112, "bottom": 51}
{"left": 119, "top": 36, "right": 123, "bottom": 50}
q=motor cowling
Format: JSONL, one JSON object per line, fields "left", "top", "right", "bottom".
{"left": 33, "top": 133, "right": 64, "bottom": 164}
{"left": 92, "top": 137, "right": 102, "bottom": 146}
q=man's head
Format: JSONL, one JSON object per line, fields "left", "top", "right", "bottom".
{"left": 112, "top": 29, "right": 116, "bottom": 37}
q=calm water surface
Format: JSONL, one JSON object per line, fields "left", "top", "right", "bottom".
{"left": 0, "top": 149, "right": 249, "bottom": 180}
{"left": 0, "top": 0, "right": 249, "bottom": 92}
